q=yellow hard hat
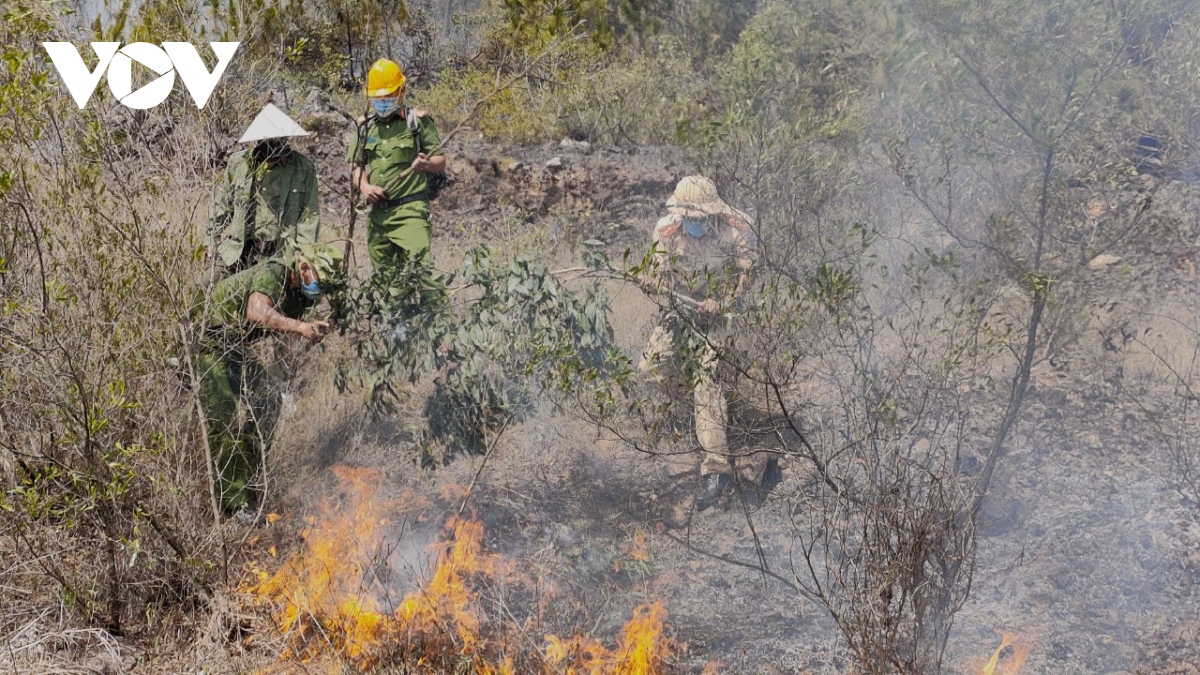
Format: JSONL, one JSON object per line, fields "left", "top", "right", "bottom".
{"left": 366, "top": 59, "right": 406, "bottom": 98}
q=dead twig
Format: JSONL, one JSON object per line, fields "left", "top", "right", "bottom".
{"left": 456, "top": 417, "right": 512, "bottom": 518}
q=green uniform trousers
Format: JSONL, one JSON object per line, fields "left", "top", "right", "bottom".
{"left": 367, "top": 200, "right": 432, "bottom": 274}
{"left": 367, "top": 200, "right": 444, "bottom": 314}
{"left": 198, "top": 346, "right": 278, "bottom": 511}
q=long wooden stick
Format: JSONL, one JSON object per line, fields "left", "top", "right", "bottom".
{"left": 178, "top": 324, "right": 222, "bottom": 527}
{"left": 550, "top": 264, "right": 703, "bottom": 308}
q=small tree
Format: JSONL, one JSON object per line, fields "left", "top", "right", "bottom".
{"left": 333, "top": 244, "right": 630, "bottom": 460}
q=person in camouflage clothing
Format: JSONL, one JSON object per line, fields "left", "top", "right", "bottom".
{"left": 196, "top": 243, "right": 341, "bottom": 523}
{"left": 639, "top": 175, "right": 767, "bottom": 510}
{"left": 347, "top": 58, "right": 445, "bottom": 310}
{"left": 207, "top": 104, "right": 321, "bottom": 275}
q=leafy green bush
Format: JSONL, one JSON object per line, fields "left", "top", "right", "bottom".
{"left": 333, "top": 245, "right": 630, "bottom": 459}
{"left": 421, "top": 32, "right": 699, "bottom": 144}
{"left": 1, "top": 1, "right": 222, "bottom": 635}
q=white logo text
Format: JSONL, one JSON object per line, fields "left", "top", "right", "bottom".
{"left": 42, "top": 42, "right": 240, "bottom": 110}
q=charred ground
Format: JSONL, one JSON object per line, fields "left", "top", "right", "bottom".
{"left": 212, "top": 130, "right": 1200, "bottom": 674}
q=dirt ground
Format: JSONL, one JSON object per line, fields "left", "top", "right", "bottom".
{"left": 178, "top": 132, "right": 1200, "bottom": 674}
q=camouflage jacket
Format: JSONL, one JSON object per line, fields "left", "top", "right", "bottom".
{"left": 208, "top": 149, "right": 320, "bottom": 268}
{"left": 650, "top": 211, "right": 757, "bottom": 304}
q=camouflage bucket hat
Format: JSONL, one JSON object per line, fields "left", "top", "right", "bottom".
{"left": 292, "top": 242, "right": 346, "bottom": 289}
{"left": 666, "top": 175, "right": 732, "bottom": 218}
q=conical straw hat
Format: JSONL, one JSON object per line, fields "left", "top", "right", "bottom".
{"left": 666, "top": 175, "right": 732, "bottom": 218}
{"left": 238, "top": 103, "right": 311, "bottom": 143}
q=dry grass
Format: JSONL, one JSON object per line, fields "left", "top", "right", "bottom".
{"left": 0, "top": 612, "right": 127, "bottom": 674}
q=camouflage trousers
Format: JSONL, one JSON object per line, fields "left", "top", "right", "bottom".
{"left": 637, "top": 315, "right": 769, "bottom": 484}
{"left": 197, "top": 344, "right": 280, "bottom": 511}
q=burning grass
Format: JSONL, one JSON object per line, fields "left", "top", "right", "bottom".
{"left": 977, "top": 632, "right": 1030, "bottom": 675}
{"left": 245, "top": 465, "right": 678, "bottom": 674}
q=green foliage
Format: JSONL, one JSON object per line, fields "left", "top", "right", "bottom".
{"left": 502, "top": 0, "right": 617, "bottom": 49}
{"left": 811, "top": 262, "right": 857, "bottom": 314}
{"left": 719, "top": 0, "right": 874, "bottom": 132}
{"left": 333, "top": 245, "right": 628, "bottom": 457}
{"left": 420, "top": 63, "right": 576, "bottom": 143}
{"left": 678, "top": 0, "right": 757, "bottom": 56}
{"left": 499, "top": 0, "right": 671, "bottom": 50}
{"left": 2, "top": 0, "right": 224, "bottom": 635}
{"left": 93, "top": 0, "right": 410, "bottom": 91}
{"left": 422, "top": 0, "right": 883, "bottom": 147}
{"left": 423, "top": 32, "right": 702, "bottom": 144}
{"left": 0, "top": 4, "right": 52, "bottom": 152}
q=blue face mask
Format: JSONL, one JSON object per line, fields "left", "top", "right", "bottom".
{"left": 372, "top": 97, "right": 400, "bottom": 118}
{"left": 683, "top": 218, "right": 708, "bottom": 238}
{"left": 300, "top": 278, "right": 323, "bottom": 300}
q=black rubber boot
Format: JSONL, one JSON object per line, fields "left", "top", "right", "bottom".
{"left": 696, "top": 472, "right": 731, "bottom": 511}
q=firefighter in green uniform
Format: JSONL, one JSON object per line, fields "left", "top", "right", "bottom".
{"left": 346, "top": 58, "right": 446, "bottom": 295}
{"left": 196, "top": 243, "right": 342, "bottom": 523}
{"left": 207, "top": 104, "right": 321, "bottom": 275}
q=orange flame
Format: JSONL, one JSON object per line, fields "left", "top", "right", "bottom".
{"left": 246, "top": 465, "right": 681, "bottom": 674}
{"left": 979, "top": 633, "right": 1030, "bottom": 675}
{"left": 245, "top": 466, "right": 493, "bottom": 668}
{"left": 544, "top": 602, "right": 676, "bottom": 675}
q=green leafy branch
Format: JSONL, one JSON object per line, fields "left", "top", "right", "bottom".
{"left": 332, "top": 244, "right": 629, "bottom": 457}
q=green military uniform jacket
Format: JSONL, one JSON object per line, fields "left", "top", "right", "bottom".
{"left": 347, "top": 111, "right": 444, "bottom": 269}
{"left": 209, "top": 149, "right": 320, "bottom": 268}
{"left": 204, "top": 259, "right": 307, "bottom": 344}
{"left": 346, "top": 112, "right": 442, "bottom": 202}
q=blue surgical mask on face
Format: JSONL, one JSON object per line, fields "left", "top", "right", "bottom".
{"left": 683, "top": 218, "right": 708, "bottom": 238}
{"left": 372, "top": 98, "right": 400, "bottom": 117}
{"left": 300, "top": 279, "right": 323, "bottom": 300}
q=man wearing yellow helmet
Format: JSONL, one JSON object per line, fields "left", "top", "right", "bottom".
{"left": 347, "top": 58, "right": 446, "bottom": 293}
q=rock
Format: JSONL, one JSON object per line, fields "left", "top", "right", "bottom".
{"left": 669, "top": 504, "right": 689, "bottom": 527}
{"left": 490, "top": 157, "right": 520, "bottom": 175}
{"left": 1088, "top": 254, "right": 1122, "bottom": 270}
{"left": 83, "top": 650, "right": 125, "bottom": 675}
{"left": 544, "top": 156, "right": 564, "bottom": 170}
{"left": 297, "top": 87, "right": 347, "bottom": 135}
{"left": 1173, "top": 618, "right": 1200, "bottom": 643}
{"left": 560, "top": 138, "right": 591, "bottom": 153}
{"left": 300, "top": 87, "right": 333, "bottom": 116}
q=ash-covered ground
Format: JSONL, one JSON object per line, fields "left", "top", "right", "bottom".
{"left": 249, "top": 129, "right": 1200, "bottom": 675}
